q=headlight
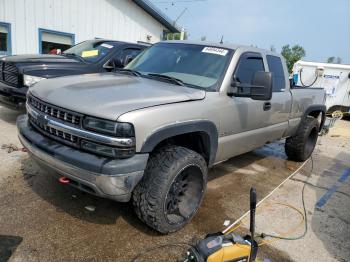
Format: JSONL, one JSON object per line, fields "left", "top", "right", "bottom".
{"left": 23, "top": 74, "right": 46, "bottom": 87}
{"left": 83, "top": 116, "right": 135, "bottom": 137}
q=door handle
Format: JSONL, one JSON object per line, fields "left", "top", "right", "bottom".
{"left": 263, "top": 102, "right": 271, "bottom": 111}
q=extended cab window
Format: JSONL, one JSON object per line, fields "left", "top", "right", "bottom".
{"left": 234, "top": 54, "right": 264, "bottom": 84}
{"left": 267, "top": 55, "right": 286, "bottom": 92}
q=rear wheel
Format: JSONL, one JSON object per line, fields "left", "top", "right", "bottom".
{"left": 132, "top": 146, "right": 207, "bottom": 234}
{"left": 285, "top": 116, "right": 319, "bottom": 161}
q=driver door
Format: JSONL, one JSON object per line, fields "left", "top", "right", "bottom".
{"left": 218, "top": 52, "right": 289, "bottom": 161}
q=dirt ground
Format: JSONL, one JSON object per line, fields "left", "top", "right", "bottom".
{"left": 0, "top": 105, "right": 349, "bottom": 262}
{"left": 247, "top": 119, "right": 350, "bottom": 262}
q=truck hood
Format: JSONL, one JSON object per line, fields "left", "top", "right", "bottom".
{"left": 1, "top": 54, "right": 88, "bottom": 77}
{"left": 1, "top": 54, "right": 80, "bottom": 63}
{"left": 30, "top": 73, "right": 206, "bottom": 120}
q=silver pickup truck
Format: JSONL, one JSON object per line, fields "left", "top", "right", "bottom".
{"left": 17, "top": 41, "right": 326, "bottom": 233}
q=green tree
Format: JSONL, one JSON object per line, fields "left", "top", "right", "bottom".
{"left": 327, "top": 56, "right": 342, "bottom": 64}
{"left": 281, "top": 45, "right": 306, "bottom": 73}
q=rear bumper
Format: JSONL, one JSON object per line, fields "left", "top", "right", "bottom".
{"left": 0, "top": 81, "right": 27, "bottom": 110}
{"left": 17, "top": 114, "right": 149, "bottom": 202}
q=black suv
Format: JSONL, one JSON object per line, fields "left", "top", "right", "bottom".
{"left": 0, "top": 39, "right": 148, "bottom": 109}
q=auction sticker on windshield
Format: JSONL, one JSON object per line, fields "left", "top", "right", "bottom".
{"left": 202, "top": 47, "right": 228, "bottom": 56}
{"left": 82, "top": 50, "right": 99, "bottom": 58}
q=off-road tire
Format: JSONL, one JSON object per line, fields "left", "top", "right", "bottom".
{"left": 285, "top": 116, "right": 319, "bottom": 161}
{"left": 132, "top": 146, "right": 208, "bottom": 234}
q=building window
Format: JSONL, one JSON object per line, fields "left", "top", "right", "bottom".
{"left": 0, "top": 22, "right": 11, "bottom": 55}
{"left": 38, "top": 28, "right": 75, "bottom": 54}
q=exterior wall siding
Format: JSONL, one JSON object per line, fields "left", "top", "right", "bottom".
{"left": 0, "top": 0, "right": 165, "bottom": 55}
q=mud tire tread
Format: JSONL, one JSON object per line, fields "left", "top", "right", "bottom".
{"left": 132, "top": 146, "right": 207, "bottom": 234}
{"left": 285, "top": 116, "right": 319, "bottom": 161}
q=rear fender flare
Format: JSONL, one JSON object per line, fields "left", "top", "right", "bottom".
{"left": 302, "top": 104, "right": 326, "bottom": 130}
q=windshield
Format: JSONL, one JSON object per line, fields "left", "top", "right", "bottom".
{"left": 125, "top": 43, "right": 232, "bottom": 90}
{"left": 63, "top": 40, "right": 119, "bottom": 62}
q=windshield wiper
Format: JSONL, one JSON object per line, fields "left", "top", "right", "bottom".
{"left": 115, "top": 68, "right": 142, "bottom": 76}
{"left": 62, "top": 53, "right": 85, "bottom": 62}
{"left": 147, "top": 73, "right": 185, "bottom": 86}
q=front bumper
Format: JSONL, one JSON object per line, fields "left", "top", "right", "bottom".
{"left": 17, "top": 115, "right": 149, "bottom": 202}
{"left": 0, "top": 81, "right": 27, "bottom": 110}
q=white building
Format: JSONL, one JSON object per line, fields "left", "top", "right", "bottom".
{"left": 0, "top": 0, "right": 179, "bottom": 55}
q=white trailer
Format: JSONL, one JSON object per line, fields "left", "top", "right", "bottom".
{"left": 293, "top": 60, "right": 350, "bottom": 115}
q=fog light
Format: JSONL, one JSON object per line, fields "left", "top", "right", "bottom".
{"left": 81, "top": 140, "right": 116, "bottom": 158}
{"left": 81, "top": 140, "right": 135, "bottom": 158}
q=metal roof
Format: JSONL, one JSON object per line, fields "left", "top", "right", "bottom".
{"left": 132, "top": 0, "right": 181, "bottom": 33}
{"left": 295, "top": 60, "right": 350, "bottom": 69}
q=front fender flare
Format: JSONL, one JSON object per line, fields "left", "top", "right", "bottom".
{"left": 140, "top": 120, "right": 218, "bottom": 166}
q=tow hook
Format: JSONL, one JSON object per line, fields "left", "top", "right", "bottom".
{"left": 59, "top": 177, "right": 70, "bottom": 184}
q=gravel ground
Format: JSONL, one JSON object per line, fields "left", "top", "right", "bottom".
{"left": 0, "top": 105, "right": 348, "bottom": 262}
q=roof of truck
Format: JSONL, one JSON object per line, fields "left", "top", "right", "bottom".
{"left": 87, "top": 39, "right": 150, "bottom": 47}
{"left": 161, "top": 40, "right": 280, "bottom": 56}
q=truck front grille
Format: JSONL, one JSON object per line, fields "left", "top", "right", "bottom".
{"left": 29, "top": 114, "right": 79, "bottom": 147}
{"left": 4, "top": 74, "right": 18, "bottom": 85}
{"left": 28, "top": 94, "right": 82, "bottom": 126}
{"left": 0, "top": 62, "right": 19, "bottom": 86}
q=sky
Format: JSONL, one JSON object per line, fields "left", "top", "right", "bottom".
{"left": 152, "top": 0, "right": 350, "bottom": 64}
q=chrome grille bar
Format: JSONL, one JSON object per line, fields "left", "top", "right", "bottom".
{"left": 28, "top": 93, "right": 81, "bottom": 125}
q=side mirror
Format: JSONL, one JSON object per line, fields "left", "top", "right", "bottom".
{"left": 103, "top": 58, "right": 123, "bottom": 70}
{"left": 124, "top": 55, "right": 134, "bottom": 66}
{"left": 250, "top": 71, "right": 273, "bottom": 100}
{"left": 228, "top": 71, "right": 273, "bottom": 101}
{"left": 113, "top": 58, "right": 124, "bottom": 68}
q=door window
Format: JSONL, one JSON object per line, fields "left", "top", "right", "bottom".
{"left": 266, "top": 55, "right": 286, "bottom": 92}
{"left": 112, "top": 48, "right": 142, "bottom": 67}
{"left": 234, "top": 53, "right": 265, "bottom": 84}
{"left": 110, "top": 48, "right": 142, "bottom": 69}
{"left": 121, "top": 48, "right": 142, "bottom": 63}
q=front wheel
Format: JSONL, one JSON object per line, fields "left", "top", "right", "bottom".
{"left": 132, "top": 146, "right": 208, "bottom": 234}
{"left": 285, "top": 116, "right": 319, "bottom": 161}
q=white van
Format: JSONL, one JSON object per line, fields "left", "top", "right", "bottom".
{"left": 293, "top": 60, "right": 350, "bottom": 115}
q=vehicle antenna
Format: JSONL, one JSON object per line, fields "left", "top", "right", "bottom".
{"left": 174, "top": 7, "right": 188, "bottom": 24}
